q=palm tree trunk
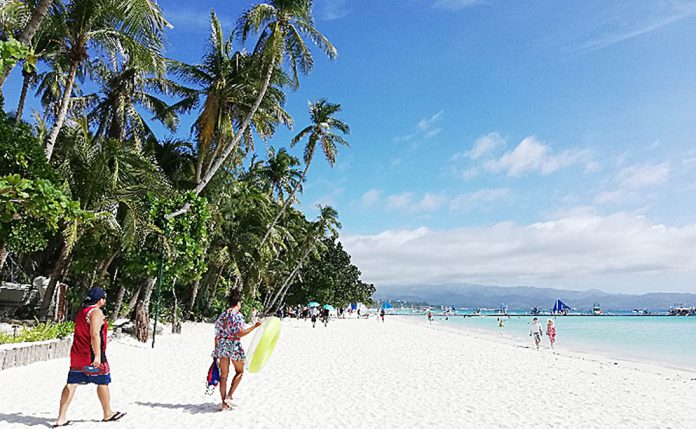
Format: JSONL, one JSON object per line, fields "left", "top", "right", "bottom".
{"left": 109, "top": 268, "right": 126, "bottom": 322}
{"left": 134, "top": 277, "right": 157, "bottom": 342}
{"left": 0, "top": 242, "right": 8, "bottom": 272}
{"left": 259, "top": 160, "right": 311, "bottom": 249}
{"left": 194, "top": 59, "right": 276, "bottom": 195}
{"left": 15, "top": 71, "right": 32, "bottom": 123}
{"left": 265, "top": 244, "right": 314, "bottom": 314}
{"left": 45, "top": 59, "right": 78, "bottom": 161}
{"left": 205, "top": 265, "right": 225, "bottom": 312}
{"left": 39, "top": 240, "right": 72, "bottom": 320}
{"left": 96, "top": 250, "right": 119, "bottom": 285}
{"left": 187, "top": 278, "right": 200, "bottom": 319}
{"left": 120, "top": 282, "right": 143, "bottom": 319}
{"left": 0, "top": 0, "right": 54, "bottom": 89}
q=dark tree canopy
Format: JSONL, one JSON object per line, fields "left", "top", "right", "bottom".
{"left": 286, "top": 238, "right": 375, "bottom": 308}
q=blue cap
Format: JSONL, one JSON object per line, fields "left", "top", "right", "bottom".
{"left": 84, "top": 287, "right": 107, "bottom": 304}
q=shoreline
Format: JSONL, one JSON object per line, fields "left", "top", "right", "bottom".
{"left": 395, "top": 315, "right": 696, "bottom": 375}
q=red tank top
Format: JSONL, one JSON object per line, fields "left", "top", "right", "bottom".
{"left": 70, "top": 305, "right": 108, "bottom": 368}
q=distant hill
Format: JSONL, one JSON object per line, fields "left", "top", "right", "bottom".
{"left": 374, "top": 284, "right": 696, "bottom": 311}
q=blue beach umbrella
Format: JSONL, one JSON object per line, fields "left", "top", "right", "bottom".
{"left": 381, "top": 301, "right": 393, "bottom": 309}
{"left": 308, "top": 302, "right": 320, "bottom": 307}
{"left": 323, "top": 304, "right": 335, "bottom": 311}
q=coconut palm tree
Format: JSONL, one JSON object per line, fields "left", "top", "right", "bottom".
{"left": 264, "top": 205, "right": 340, "bottom": 312}
{"left": 259, "top": 99, "right": 348, "bottom": 248}
{"left": 193, "top": 0, "right": 336, "bottom": 195}
{"left": 170, "top": 11, "right": 292, "bottom": 186}
{"left": 39, "top": 122, "right": 171, "bottom": 318}
{"left": 43, "top": 0, "right": 170, "bottom": 160}
{"left": 86, "top": 58, "right": 195, "bottom": 146}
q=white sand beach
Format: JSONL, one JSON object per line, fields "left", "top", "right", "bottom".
{"left": 1, "top": 316, "right": 696, "bottom": 429}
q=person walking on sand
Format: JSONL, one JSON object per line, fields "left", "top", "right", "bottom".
{"left": 310, "top": 305, "right": 318, "bottom": 328}
{"left": 213, "top": 290, "right": 262, "bottom": 411}
{"left": 322, "top": 306, "right": 330, "bottom": 327}
{"left": 427, "top": 311, "right": 433, "bottom": 324}
{"left": 547, "top": 319, "right": 556, "bottom": 349}
{"left": 53, "top": 288, "right": 125, "bottom": 427}
{"left": 529, "top": 317, "right": 543, "bottom": 350}
{"left": 380, "top": 308, "right": 385, "bottom": 323}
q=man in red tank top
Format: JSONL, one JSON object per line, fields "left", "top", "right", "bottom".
{"left": 53, "top": 288, "right": 125, "bottom": 427}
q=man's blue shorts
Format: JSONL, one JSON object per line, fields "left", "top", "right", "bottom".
{"left": 67, "top": 370, "right": 111, "bottom": 385}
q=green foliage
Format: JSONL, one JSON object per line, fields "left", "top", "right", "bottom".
{"left": 0, "top": 174, "right": 83, "bottom": 253}
{"left": 0, "top": 321, "right": 74, "bottom": 344}
{"left": 0, "top": 38, "right": 35, "bottom": 73}
{"left": 148, "top": 191, "right": 210, "bottom": 284}
{"left": 286, "top": 238, "right": 375, "bottom": 308}
{"left": 241, "top": 296, "right": 263, "bottom": 321}
{"left": 0, "top": 111, "right": 55, "bottom": 181}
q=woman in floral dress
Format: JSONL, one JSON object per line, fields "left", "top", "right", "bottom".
{"left": 213, "top": 290, "right": 261, "bottom": 410}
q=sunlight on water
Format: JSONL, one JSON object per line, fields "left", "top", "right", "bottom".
{"left": 420, "top": 313, "right": 696, "bottom": 369}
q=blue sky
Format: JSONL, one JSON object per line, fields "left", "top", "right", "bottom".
{"left": 5, "top": 0, "right": 696, "bottom": 294}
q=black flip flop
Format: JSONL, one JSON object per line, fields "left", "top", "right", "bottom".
{"left": 52, "top": 422, "right": 71, "bottom": 428}
{"left": 102, "top": 411, "right": 126, "bottom": 422}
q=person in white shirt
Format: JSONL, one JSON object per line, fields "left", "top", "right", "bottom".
{"left": 310, "top": 306, "right": 318, "bottom": 328}
{"left": 529, "top": 317, "right": 543, "bottom": 350}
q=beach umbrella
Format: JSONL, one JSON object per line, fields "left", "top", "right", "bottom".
{"left": 323, "top": 304, "right": 335, "bottom": 311}
{"left": 381, "top": 301, "right": 393, "bottom": 309}
{"left": 308, "top": 302, "right": 320, "bottom": 307}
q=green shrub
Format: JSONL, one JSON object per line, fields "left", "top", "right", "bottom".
{"left": 0, "top": 321, "right": 74, "bottom": 344}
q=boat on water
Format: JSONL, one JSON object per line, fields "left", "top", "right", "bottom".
{"left": 668, "top": 305, "right": 695, "bottom": 316}
{"left": 592, "top": 303, "right": 603, "bottom": 315}
{"left": 632, "top": 308, "right": 650, "bottom": 315}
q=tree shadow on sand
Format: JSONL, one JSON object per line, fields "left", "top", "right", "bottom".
{"left": 134, "top": 401, "right": 219, "bottom": 415}
{"left": 0, "top": 413, "right": 89, "bottom": 427}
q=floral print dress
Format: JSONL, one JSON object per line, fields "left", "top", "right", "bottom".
{"left": 212, "top": 309, "right": 246, "bottom": 361}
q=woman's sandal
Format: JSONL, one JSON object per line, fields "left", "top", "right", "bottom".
{"left": 102, "top": 411, "right": 126, "bottom": 422}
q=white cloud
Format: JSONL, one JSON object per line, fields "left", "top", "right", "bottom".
{"left": 485, "top": 136, "right": 592, "bottom": 177}
{"left": 396, "top": 111, "right": 444, "bottom": 142}
{"left": 318, "top": 0, "right": 350, "bottom": 21}
{"left": 360, "top": 189, "right": 381, "bottom": 207}
{"left": 594, "top": 162, "right": 671, "bottom": 205}
{"left": 164, "top": 8, "right": 233, "bottom": 33}
{"left": 577, "top": 2, "right": 696, "bottom": 52}
{"left": 342, "top": 212, "right": 696, "bottom": 293}
{"left": 449, "top": 188, "right": 510, "bottom": 211}
{"left": 385, "top": 192, "right": 445, "bottom": 213}
{"left": 468, "top": 132, "right": 505, "bottom": 160}
{"left": 617, "top": 162, "right": 670, "bottom": 189}
{"left": 385, "top": 192, "right": 414, "bottom": 210}
{"left": 433, "top": 0, "right": 482, "bottom": 11}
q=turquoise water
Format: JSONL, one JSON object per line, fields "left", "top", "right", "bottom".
{"left": 416, "top": 313, "right": 696, "bottom": 369}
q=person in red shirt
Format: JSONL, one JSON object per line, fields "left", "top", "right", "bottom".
{"left": 53, "top": 288, "right": 124, "bottom": 427}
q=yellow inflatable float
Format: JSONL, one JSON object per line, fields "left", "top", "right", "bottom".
{"left": 246, "top": 317, "right": 281, "bottom": 373}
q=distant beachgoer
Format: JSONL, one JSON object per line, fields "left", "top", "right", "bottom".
{"left": 310, "top": 306, "right": 318, "bottom": 328}
{"left": 212, "top": 290, "right": 262, "bottom": 411}
{"left": 379, "top": 308, "right": 385, "bottom": 323}
{"left": 322, "top": 307, "right": 330, "bottom": 327}
{"left": 547, "top": 319, "right": 556, "bottom": 349}
{"left": 53, "top": 288, "right": 125, "bottom": 427}
{"left": 427, "top": 311, "right": 433, "bottom": 324}
{"left": 357, "top": 308, "right": 361, "bottom": 318}
{"left": 529, "top": 317, "right": 543, "bottom": 350}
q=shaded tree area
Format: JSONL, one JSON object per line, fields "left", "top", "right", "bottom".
{"left": 286, "top": 238, "right": 375, "bottom": 308}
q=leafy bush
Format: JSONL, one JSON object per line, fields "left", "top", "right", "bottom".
{"left": 0, "top": 320, "right": 74, "bottom": 344}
